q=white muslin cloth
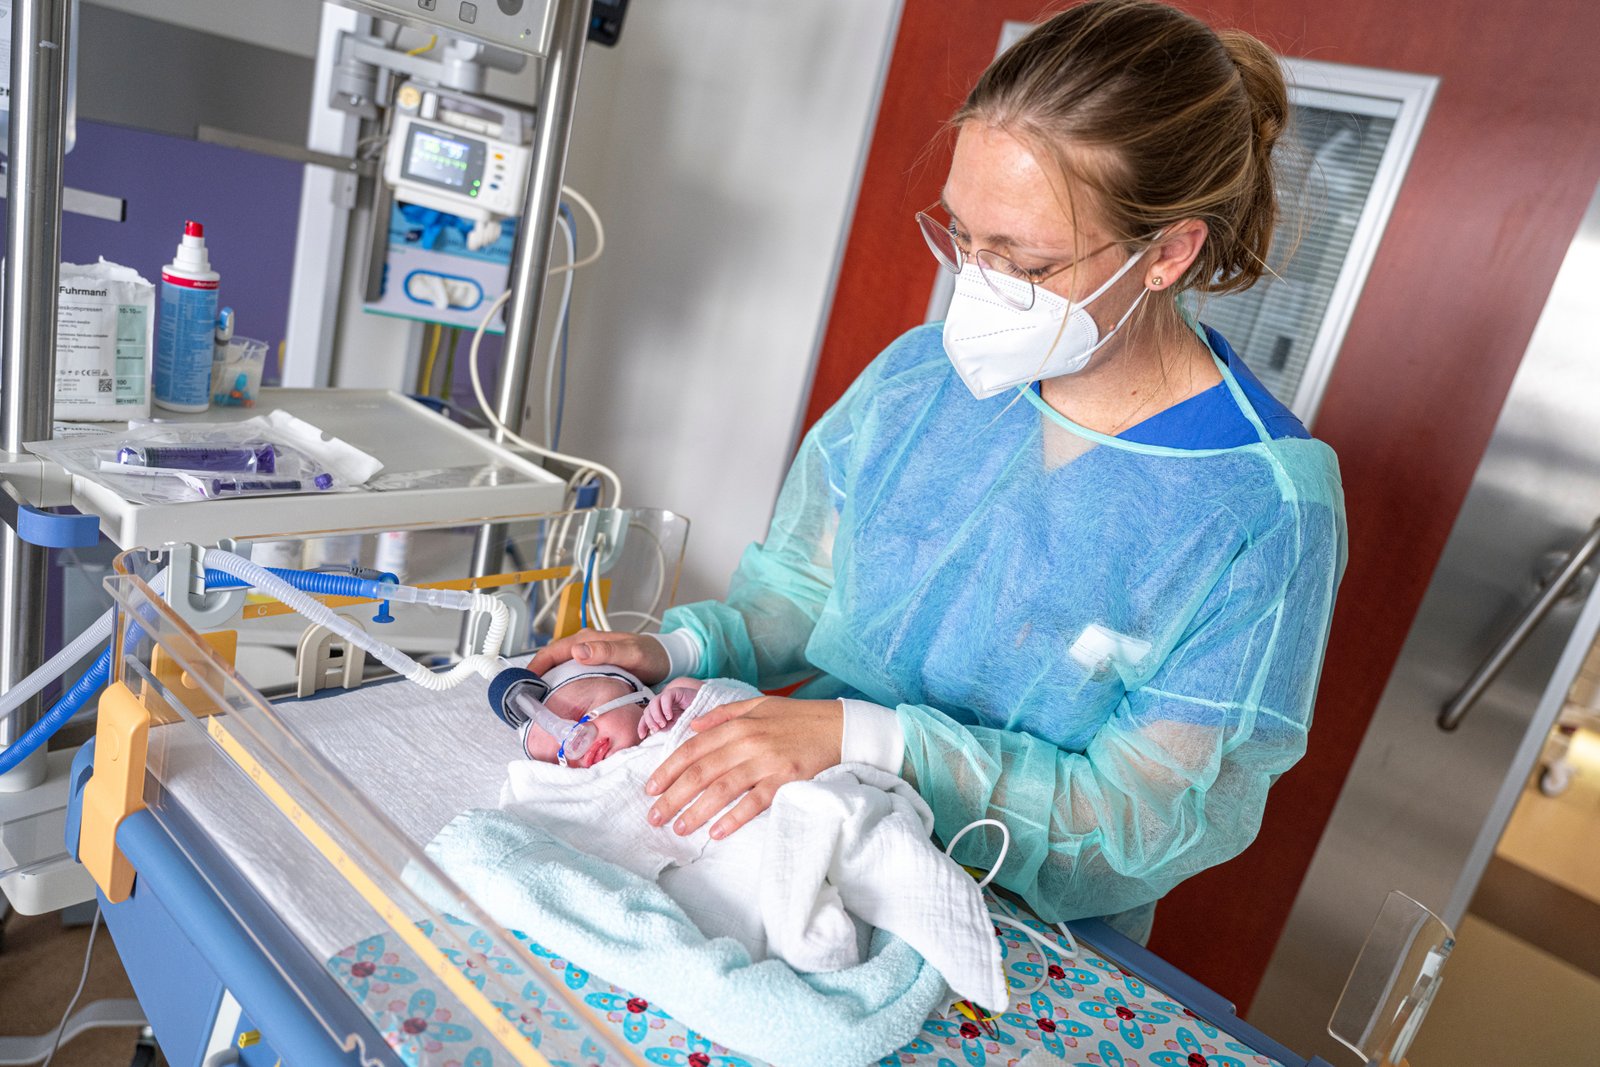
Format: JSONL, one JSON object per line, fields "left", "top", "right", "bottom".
{"left": 498, "top": 679, "right": 1007, "bottom": 1010}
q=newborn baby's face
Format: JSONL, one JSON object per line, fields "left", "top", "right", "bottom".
{"left": 521, "top": 675, "right": 647, "bottom": 768}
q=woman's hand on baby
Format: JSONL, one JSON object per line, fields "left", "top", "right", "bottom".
{"left": 643, "top": 697, "right": 842, "bottom": 840}
{"left": 639, "top": 678, "right": 703, "bottom": 739}
{"left": 529, "top": 628, "right": 669, "bottom": 684}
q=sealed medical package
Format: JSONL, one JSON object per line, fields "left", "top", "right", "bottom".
{"left": 28, "top": 410, "right": 384, "bottom": 504}
{"left": 54, "top": 258, "right": 156, "bottom": 421}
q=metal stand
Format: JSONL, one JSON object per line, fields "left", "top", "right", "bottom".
{"left": 469, "top": 0, "right": 594, "bottom": 583}
{"left": 0, "top": 0, "right": 73, "bottom": 793}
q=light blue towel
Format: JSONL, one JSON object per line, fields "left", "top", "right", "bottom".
{"left": 410, "top": 808, "right": 948, "bottom": 1066}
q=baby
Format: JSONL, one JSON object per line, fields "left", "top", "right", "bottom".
{"left": 490, "top": 659, "right": 1008, "bottom": 1011}
{"left": 511, "top": 661, "right": 701, "bottom": 768}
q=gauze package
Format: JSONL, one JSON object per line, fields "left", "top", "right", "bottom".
{"left": 28, "top": 410, "right": 384, "bottom": 504}
{"left": 54, "top": 258, "right": 155, "bottom": 420}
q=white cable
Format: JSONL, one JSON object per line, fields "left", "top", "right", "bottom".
{"left": 584, "top": 542, "right": 613, "bottom": 632}
{"left": 555, "top": 184, "right": 605, "bottom": 273}
{"left": 469, "top": 289, "right": 623, "bottom": 508}
{"left": 545, "top": 211, "right": 577, "bottom": 446}
{"left": 945, "top": 818, "right": 1011, "bottom": 890}
{"left": 627, "top": 520, "right": 670, "bottom": 632}
{"left": 1054, "top": 921, "right": 1079, "bottom": 959}
{"left": 40, "top": 908, "right": 101, "bottom": 1067}
{"left": 468, "top": 184, "right": 620, "bottom": 505}
{"left": 988, "top": 914, "right": 1062, "bottom": 997}
{"left": 532, "top": 477, "right": 591, "bottom": 629}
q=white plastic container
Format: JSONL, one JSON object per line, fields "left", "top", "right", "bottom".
{"left": 153, "top": 220, "right": 220, "bottom": 412}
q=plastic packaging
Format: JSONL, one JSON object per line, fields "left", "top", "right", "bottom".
{"left": 53, "top": 259, "right": 156, "bottom": 421}
{"left": 29, "top": 410, "right": 384, "bottom": 505}
{"left": 212, "top": 335, "right": 267, "bottom": 408}
{"left": 153, "top": 220, "right": 221, "bottom": 412}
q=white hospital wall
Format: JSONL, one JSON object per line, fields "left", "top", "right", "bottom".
{"left": 552, "top": 1, "right": 901, "bottom": 603}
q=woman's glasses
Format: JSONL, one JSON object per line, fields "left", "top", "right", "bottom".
{"left": 915, "top": 204, "right": 1117, "bottom": 311}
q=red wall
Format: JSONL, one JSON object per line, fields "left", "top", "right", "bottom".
{"left": 806, "top": 0, "right": 1600, "bottom": 1009}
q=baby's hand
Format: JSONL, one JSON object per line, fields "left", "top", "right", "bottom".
{"left": 640, "top": 678, "right": 704, "bottom": 738}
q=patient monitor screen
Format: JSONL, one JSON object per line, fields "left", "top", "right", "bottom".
{"left": 402, "top": 125, "right": 486, "bottom": 194}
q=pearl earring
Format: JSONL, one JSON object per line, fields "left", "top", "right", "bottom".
{"left": 1150, "top": 276, "right": 1163, "bottom": 288}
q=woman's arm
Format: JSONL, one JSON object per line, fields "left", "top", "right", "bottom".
{"left": 901, "top": 504, "right": 1343, "bottom": 920}
{"left": 656, "top": 360, "right": 874, "bottom": 690}
{"left": 530, "top": 359, "right": 866, "bottom": 684}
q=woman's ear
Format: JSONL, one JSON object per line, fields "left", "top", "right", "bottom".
{"left": 1145, "top": 218, "right": 1208, "bottom": 290}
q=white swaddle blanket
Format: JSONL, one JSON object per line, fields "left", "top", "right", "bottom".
{"left": 498, "top": 679, "right": 1007, "bottom": 1010}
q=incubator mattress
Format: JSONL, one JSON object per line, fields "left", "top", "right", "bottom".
{"left": 153, "top": 669, "right": 522, "bottom": 956}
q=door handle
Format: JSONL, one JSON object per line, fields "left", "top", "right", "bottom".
{"left": 1439, "top": 516, "right": 1600, "bottom": 731}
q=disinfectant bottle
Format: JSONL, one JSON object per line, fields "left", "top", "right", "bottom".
{"left": 153, "top": 220, "right": 221, "bottom": 412}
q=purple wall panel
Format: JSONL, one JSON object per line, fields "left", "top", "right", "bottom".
{"left": 2, "top": 119, "right": 305, "bottom": 378}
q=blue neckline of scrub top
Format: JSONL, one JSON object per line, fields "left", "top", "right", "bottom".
{"left": 1030, "top": 325, "right": 1309, "bottom": 448}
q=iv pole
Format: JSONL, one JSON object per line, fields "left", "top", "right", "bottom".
{"left": 0, "top": 0, "right": 72, "bottom": 791}
{"left": 469, "top": 0, "right": 594, "bottom": 581}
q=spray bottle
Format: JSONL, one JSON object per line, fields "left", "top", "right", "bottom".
{"left": 153, "top": 220, "right": 221, "bottom": 412}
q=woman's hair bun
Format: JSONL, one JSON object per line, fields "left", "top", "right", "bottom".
{"left": 1218, "top": 30, "right": 1289, "bottom": 160}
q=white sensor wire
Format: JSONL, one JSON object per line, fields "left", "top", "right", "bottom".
{"left": 468, "top": 184, "right": 622, "bottom": 507}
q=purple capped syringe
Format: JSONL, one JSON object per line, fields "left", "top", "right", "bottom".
{"left": 205, "top": 473, "right": 335, "bottom": 497}
{"left": 118, "top": 442, "right": 277, "bottom": 474}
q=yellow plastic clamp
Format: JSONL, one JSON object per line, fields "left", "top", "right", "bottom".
{"left": 79, "top": 681, "right": 149, "bottom": 904}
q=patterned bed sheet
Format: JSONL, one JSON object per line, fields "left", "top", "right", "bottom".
{"left": 326, "top": 895, "right": 1289, "bottom": 1067}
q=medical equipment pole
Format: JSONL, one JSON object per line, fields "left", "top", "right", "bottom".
{"left": 0, "top": 0, "right": 72, "bottom": 791}
{"left": 469, "top": 0, "right": 593, "bottom": 581}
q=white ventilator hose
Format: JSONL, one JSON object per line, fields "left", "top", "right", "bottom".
{"left": 202, "top": 551, "right": 509, "bottom": 690}
{"left": 0, "top": 606, "right": 114, "bottom": 726}
{"left": 0, "top": 568, "right": 173, "bottom": 727}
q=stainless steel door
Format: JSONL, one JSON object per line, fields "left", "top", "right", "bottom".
{"left": 1248, "top": 177, "right": 1600, "bottom": 1059}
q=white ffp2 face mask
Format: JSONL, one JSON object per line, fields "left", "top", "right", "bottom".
{"left": 941, "top": 251, "right": 1148, "bottom": 400}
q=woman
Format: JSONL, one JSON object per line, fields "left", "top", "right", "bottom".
{"left": 534, "top": 0, "right": 1345, "bottom": 942}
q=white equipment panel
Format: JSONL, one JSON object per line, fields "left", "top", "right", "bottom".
{"left": 337, "top": 0, "right": 557, "bottom": 57}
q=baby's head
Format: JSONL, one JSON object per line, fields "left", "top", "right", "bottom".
{"left": 519, "top": 661, "right": 651, "bottom": 768}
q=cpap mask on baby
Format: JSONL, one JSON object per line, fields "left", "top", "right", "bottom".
{"left": 487, "top": 663, "right": 651, "bottom": 766}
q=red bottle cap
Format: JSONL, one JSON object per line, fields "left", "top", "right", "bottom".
{"left": 184, "top": 220, "right": 205, "bottom": 238}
